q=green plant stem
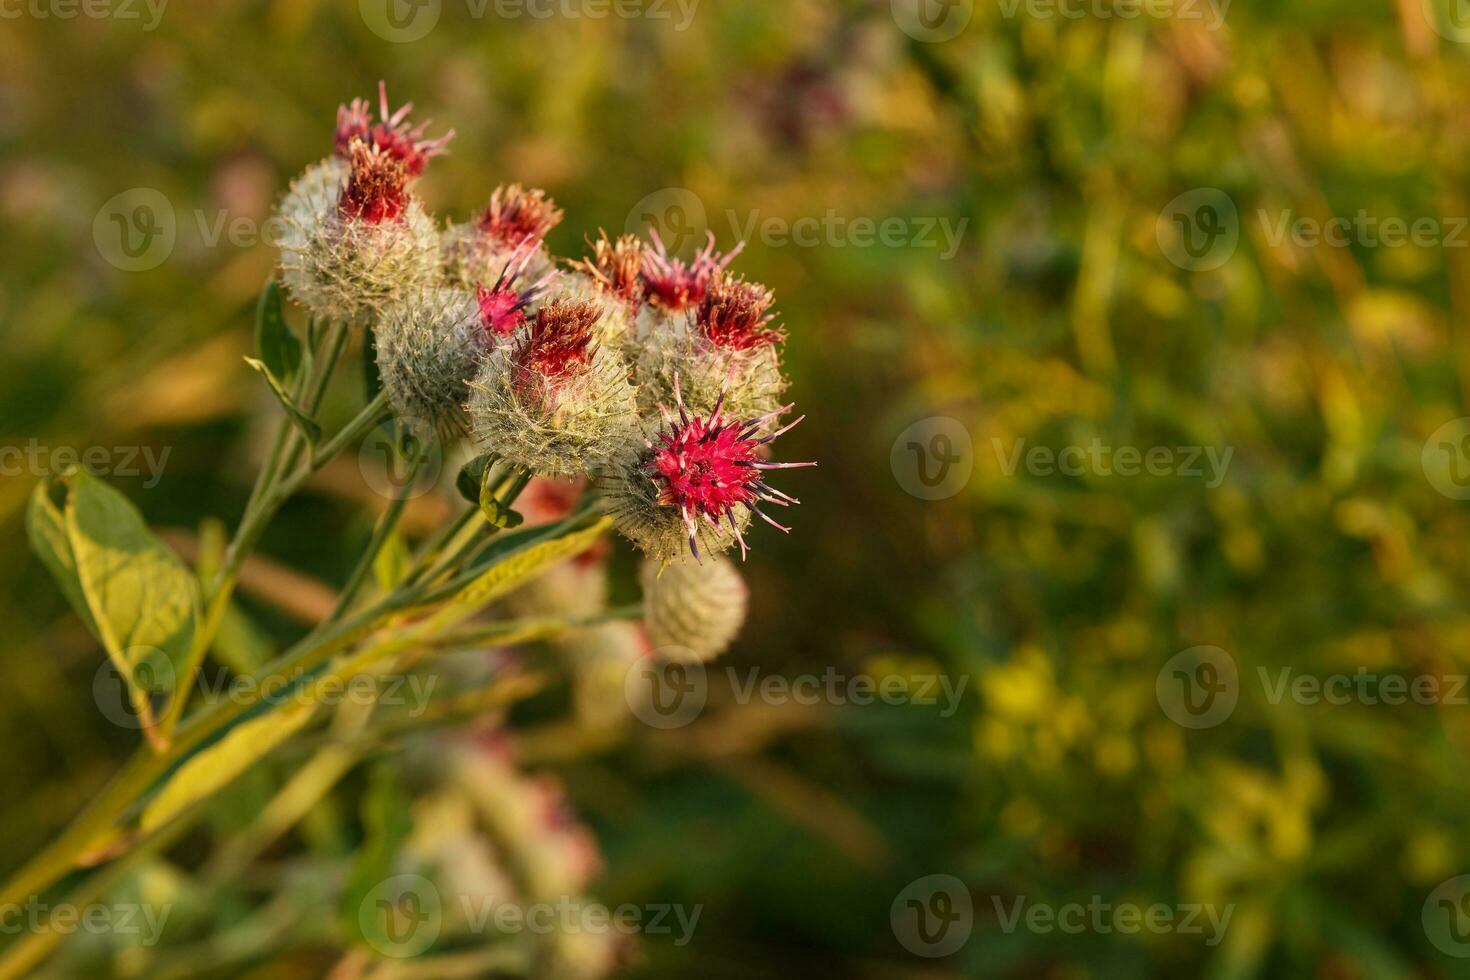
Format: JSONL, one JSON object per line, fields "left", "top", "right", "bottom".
{"left": 402, "top": 504, "right": 481, "bottom": 587}
{"left": 0, "top": 605, "right": 386, "bottom": 922}
{"left": 411, "top": 473, "right": 539, "bottom": 593}
{"left": 0, "top": 811, "right": 200, "bottom": 980}
{"left": 156, "top": 325, "right": 375, "bottom": 740}
{"left": 428, "top": 605, "right": 642, "bottom": 649}
{"left": 0, "top": 409, "right": 599, "bottom": 971}
{"left": 328, "top": 444, "right": 427, "bottom": 621}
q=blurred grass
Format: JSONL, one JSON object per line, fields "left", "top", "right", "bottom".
{"left": 5, "top": 0, "right": 1470, "bottom": 976}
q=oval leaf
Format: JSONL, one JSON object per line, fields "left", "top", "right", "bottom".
{"left": 65, "top": 471, "right": 200, "bottom": 714}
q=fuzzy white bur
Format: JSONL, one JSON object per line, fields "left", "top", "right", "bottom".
{"left": 277, "top": 157, "right": 440, "bottom": 327}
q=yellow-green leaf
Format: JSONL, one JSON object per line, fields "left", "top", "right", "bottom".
{"left": 64, "top": 471, "right": 200, "bottom": 715}
{"left": 427, "top": 516, "right": 613, "bottom": 629}
{"left": 141, "top": 699, "right": 316, "bottom": 831}
{"left": 27, "top": 480, "right": 99, "bottom": 636}
{"left": 373, "top": 528, "right": 413, "bottom": 593}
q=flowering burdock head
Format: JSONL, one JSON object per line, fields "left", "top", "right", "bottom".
{"left": 278, "top": 139, "right": 439, "bottom": 326}
{"left": 603, "top": 376, "right": 815, "bottom": 562}
{"left": 375, "top": 286, "right": 483, "bottom": 435}
{"left": 377, "top": 247, "right": 556, "bottom": 435}
{"left": 698, "top": 274, "right": 785, "bottom": 350}
{"left": 480, "top": 183, "right": 564, "bottom": 245}
{"left": 444, "top": 184, "right": 564, "bottom": 287}
{"left": 334, "top": 81, "right": 454, "bottom": 177}
{"left": 573, "top": 231, "right": 645, "bottom": 311}
{"left": 641, "top": 228, "right": 744, "bottom": 312}
{"left": 632, "top": 271, "right": 788, "bottom": 421}
{"left": 475, "top": 240, "right": 560, "bottom": 340}
{"left": 337, "top": 140, "right": 410, "bottom": 223}
{"left": 467, "top": 299, "right": 637, "bottom": 479}
{"left": 641, "top": 555, "right": 748, "bottom": 662}
{"left": 555, "top": 231, "right": 645, "bottom": 350}
{"left": 454, "top": 740, "right": 603, "bottom": 899}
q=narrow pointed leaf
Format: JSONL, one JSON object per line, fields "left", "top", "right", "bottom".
{"left": 245, "top": 357, "right": 322, "bottom": 445}
{"left": 254, "top": 280, "right": 302, "bottom": 382}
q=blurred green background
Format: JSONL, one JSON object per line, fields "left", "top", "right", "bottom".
{"left": 7, "top": 0, "right": 1470, "bottom": 976}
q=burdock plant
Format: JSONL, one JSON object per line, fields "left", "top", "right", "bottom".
{"left": 6, "top": 83, "right": 814, "bottom": 978}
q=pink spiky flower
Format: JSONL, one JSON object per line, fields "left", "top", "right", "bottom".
{"left": 338, "top": 140, "right": 409, "bottom": 224}
{"left": 645, "top": 376, "right": 815, "bottom": 560}
{"left": 334, "top": 81, "right": 454, "bottom": 177}
{"left": 513, "top": 299, "right": 602, "bottom": 393}
{"left": 697, "top": 274, "right": 784, "bottom": 351}
{"left": 571, "top": 231, "right": 646, "bottom": 313}
{"left": 642, "top": 229, "right": 745, "bottom": 312}
{"left": 477, "top": 184, "right": 565, "bottom": 247}
{"left": 475, "top": 241, "right": 560, "bottom": 341}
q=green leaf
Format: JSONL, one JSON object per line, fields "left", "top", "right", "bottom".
{"left": 456, "top": 454, "right": 494, "bottom": 503}
{"left": 27, "top": 480, "right": 100, "bottom": 637}
{"left": 373, "top": 528, "right": 413, "bottom": 593}
{"left": 245, "top": 357, "right": 322, "bottom": 445}
{"left": 140, "top": 699, "right": 316, "bottom": 831}
{"left": 479, "top": 466, "right": 524, "bottom": 529}
{"left": 254, "top": 280, "right": 301, "bottom": 382}
{"left": 427, "top": 514, "right": 613, "bottom": 626}
{"left": 64, "top": 471, "right": 200, "bottom": 727}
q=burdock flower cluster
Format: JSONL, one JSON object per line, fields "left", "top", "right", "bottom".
{"left": 278, "top": 84, "right": 814, "bottom": 661}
